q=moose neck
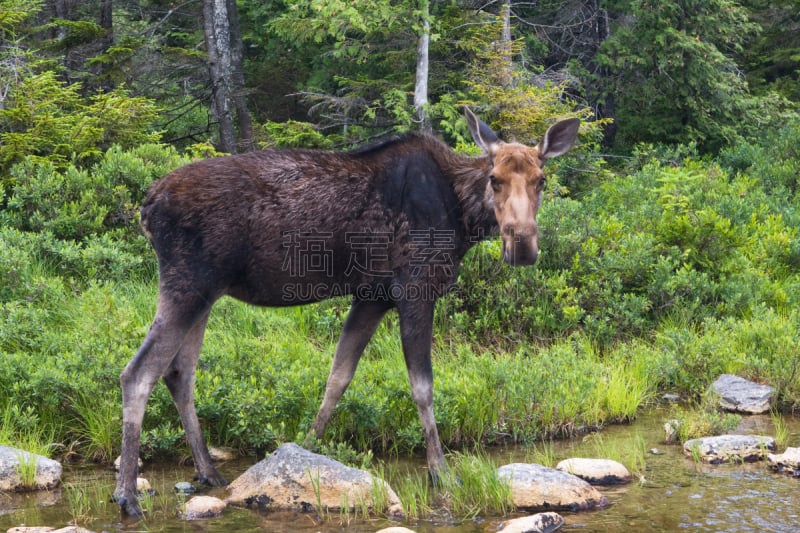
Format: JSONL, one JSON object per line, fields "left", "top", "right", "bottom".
{"left": 424, "top": 137, "right": 498, "bottom": 242}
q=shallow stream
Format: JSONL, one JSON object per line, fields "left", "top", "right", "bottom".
{"left": 1, "top": 408, "right": 799, "bottom": 532}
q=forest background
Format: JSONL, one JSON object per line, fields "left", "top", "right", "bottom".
{"left": 0, "top": 0, "right": 799, "bottom": 464}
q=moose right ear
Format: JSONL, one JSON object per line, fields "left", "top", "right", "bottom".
{"left": 465, "top": 107, "right": 501, "bottom": 155}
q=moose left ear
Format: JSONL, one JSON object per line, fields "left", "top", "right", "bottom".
{"left": 538, "top": 118, "right": 581, "bottom": 160}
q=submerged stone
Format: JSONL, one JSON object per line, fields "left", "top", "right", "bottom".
{"left": 497, "top": 512, "right": 565, "bottom": 533}
{"left": 683, "top": 435, "right": 776, "bottom": 463}
{"left": 710, "top": 374, "right": 775, "bottom": 414}
{"left": 497, "top": 463, "right": 608, "bottom": 511}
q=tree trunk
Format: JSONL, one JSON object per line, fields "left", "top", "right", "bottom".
{"left": 227, "top": 0, "right": 254, "bottom": 151}
{"left": 203, "top": 0, "right": 237, "bottom": 153}
{"left": 499, "top": 0, "right": 513, "bottom": 88}
{"left": 414, "top": 0, "right": 430, "bottom": 131}
{"left": 97, "top": 0, "right": 114, "bottom": 91}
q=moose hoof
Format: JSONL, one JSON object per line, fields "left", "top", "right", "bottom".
{"left": 197, "top": 472, "right": 227, "bottom": 487}
{"left": 113, "top": 493, "right": 145, "bottom": 518}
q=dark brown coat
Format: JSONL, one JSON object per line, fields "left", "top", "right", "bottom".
{"left": 113, "top": 108, "right": 580, "bottom": 517}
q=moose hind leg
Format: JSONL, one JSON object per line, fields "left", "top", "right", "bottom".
{"left": 163, "top": 311, "right": 226, "bottom": 487}
{"left": 310, "top": 300, "right": 390, "bottom": 442}
{"left": 115, "top": 296, "right": 211, "bottom": 517}
{"left": 398, "top": 302, "right": 446, "bottom": 475}
{"left": 115, "top": 318, "right": 193, "bottom": 515}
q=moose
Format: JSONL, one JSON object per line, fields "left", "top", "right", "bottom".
{"left": 113, "top": 108, "right": 580, "bottom": 516}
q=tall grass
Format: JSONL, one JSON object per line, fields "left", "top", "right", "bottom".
{"left": 69, "top": 391, "right": 121, "bottom": 463}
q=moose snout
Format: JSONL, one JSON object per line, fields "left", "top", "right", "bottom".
{"left": 501, "top": 225, "right": 539, "bottom": 266}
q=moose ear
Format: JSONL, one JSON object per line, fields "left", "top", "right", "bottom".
{"left": 538, "top": 118, "right": 580, "bottom": 160}
{"left": 465, "top": 107, "right": 501, "bottom": 155}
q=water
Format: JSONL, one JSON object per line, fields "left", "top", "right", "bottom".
{"left": 2, "top": 408, "right": 799, "bottom": 532}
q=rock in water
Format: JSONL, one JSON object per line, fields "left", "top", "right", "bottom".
{"left": 767, "top": 447, "right": 800, "bottom": 476}
{"left": 683, "top": 435, "right": 776, "bottom": 463}
{"left": 225, "top": 443, "right": 403, "bottom": 516}
{"left": 0, "top": 445, "right": 62, "bottom": 491}
{"left": 710, "top": 374, "right": 774, "bottom": 414}
{"left": 556, "top": 458, "right": 631, "bottom": 485}
{"left": 497, "top": 512, "right": 565, "bottom": 533}
{"left": 182, "top": 495, "right": 227, "bottom": 519}
{"left": 497, "top": 463, "right": 608, "bottom": 511}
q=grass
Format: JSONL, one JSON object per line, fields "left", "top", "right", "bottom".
{"left": 582, "top": 431, "right": 648, "bottom": 477}
{"left": 771, "top": 410, "right": 790, "bottom": 448}
{"left": 670, "top": 402, "right": 741, "bottom": 443}
{"left": 69, "top": 391, "right": 121, "bottom": 463}
{"left": 439, "top": 450, "right": 513, "bottom": 519}
{"left": 13, "top": 450, "right": 39, "bottom": 490}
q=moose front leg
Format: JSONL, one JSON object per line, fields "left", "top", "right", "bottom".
{"left": 397, "top": 301, "right": 446, "bottom": 476}
{"left": 310, "top": 299, "right": 390, "bottom": 441}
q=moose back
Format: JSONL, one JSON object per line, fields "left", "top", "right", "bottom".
{"left": 113, "top": 108, "right": 580, "bottom": 516}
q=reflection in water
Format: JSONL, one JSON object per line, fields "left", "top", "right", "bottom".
{"left": 0, "top": 409, "right": 798, "bottom": 532}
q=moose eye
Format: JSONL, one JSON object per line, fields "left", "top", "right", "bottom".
{"left": 489, "top": 175, "right": 500, "bottom": 191}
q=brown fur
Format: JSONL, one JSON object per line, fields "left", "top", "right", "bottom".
{"left": 113, "top": 109, "right": 579, "bottom": 517}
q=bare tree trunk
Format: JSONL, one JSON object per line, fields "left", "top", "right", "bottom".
{"left": 97, "top": 0, "right": 114, "bottom": 91}
{"left": 227, "top": 0, "right": 253, "bottom": 151}
{"left": 499, "top": 0, "right": 513, "bottom": 88}
{"left": 203, "top": 0, "right": 237, "bottom": 153}
{"left": 414, "top": 0, "right": 430, "bottom": 131}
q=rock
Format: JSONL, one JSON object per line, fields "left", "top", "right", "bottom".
{"left": 136, "top": 477, "right": 153, "bottom": 494}
{"left": 710, "top": 374, "right": 775, "bottom": 414}
{"left": 497, "top": 463, "right": 608, "bottom": 511}
{"left": 113, "top": 455, "right": 143, "bottom": 472}
{"left": 664, "top": 419, "right": 680, "bottom": 444}
{"left": 0, "top": 446, "right": 62, "bottom": 491}
{"left": 683, "top": 435, "right": 776, "bottom": 463}
{"left": 661, "top": 393, "right": 681, "bottom": 403}
{"left": 182, "top": 495, "right": 227, "bottom": 519}
{"left": 51, "top": 528, "right": 94, "bottom": 533}
{"left": 226, "top": 443, "right": 403, "bottom": 516}
{"left": 208, "top": 446, "right": 236, "bottom": 462}
{"left": 174, "top": 481, "right": 197, "bottom": 494}
{"left": 374, "top": 528, "right": 417, "bottom": 533}
{"left": 555, "top": 458, "right": 631, "bottom": 485}
{"left": 498, "top": 512, "right": 565, "bottom": 533}
{"left": 767, "top": 447, "right": 800, "bottom": 476}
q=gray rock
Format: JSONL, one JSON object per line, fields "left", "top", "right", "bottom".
{"left": 0, "top": 446, "right": 62, "bottom": 492}
{"left": 661, "top": 393, "right": 681, "bottom": 403}
{"left": 374, "top": 528, "right": 417, "bottom": 533}
{"left": 767, "top": 447, "right": 800, "bottom": 476}
{"left": 664, "top": 419, "right": 680, "bottom": 444}
{"left": 710, "top": 374, "right": 775, "bottom": 414}
{"left": 497, "top": 463, "right": 608, "bottom": 511}
{"left": 225, "top": 443, "right": 403, "bottom": 516}
{"left": 498, "top": 512, "right": 565, "bottom": 533}
{"left": 174, "top": 481, "right": 197, "bottom": 494}
{"left": 556, "top": 458, "right": 631, "bottom": 485}
{"left": 683, "top": 435, "right": 776, "bottom": 463}
{"left": 182, "top": 495, "right": 227, "bottom": 520}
